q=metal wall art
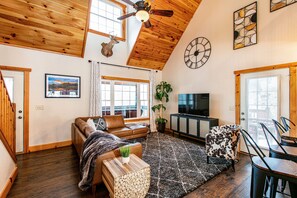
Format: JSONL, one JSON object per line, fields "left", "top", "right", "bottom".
{"left": 233, "top": 2, "right": 257, "bottom": 50}
{"left": 271, "top": 0, "right": 297, "bottom": 12}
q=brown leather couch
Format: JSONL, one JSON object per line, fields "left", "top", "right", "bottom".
{"left": 71, "top": 115, "right": 148, "bottom": 191}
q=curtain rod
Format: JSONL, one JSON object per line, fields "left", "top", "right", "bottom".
{"left": 88, "top": 60, "right": 158, "bottom": 72}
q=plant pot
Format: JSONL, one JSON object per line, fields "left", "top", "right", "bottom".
{"left": 157, "top": 123, "right": 166, "bottom": 133}
{"left": 121, "top": 156, "right": 130, "bottom": 164}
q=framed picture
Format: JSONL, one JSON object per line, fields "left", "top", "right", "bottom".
{"left": 233, "top": 2, "right": 257, "bottom": 50}
{"left": 271, "top": 0, "right": 297, "bottom": 12}
{"left": 45, "top": 74, "right": 81, "bottom": 98}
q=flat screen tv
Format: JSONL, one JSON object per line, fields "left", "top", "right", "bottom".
{"left": 178, "top": 93, "right": 209, "bottom": 116}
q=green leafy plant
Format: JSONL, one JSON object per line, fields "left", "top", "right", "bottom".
{"left": 152, "top": 81, "right": 173, "bottom": 125}
{"left": 120, "top": 146, "right": 130, "bottom": 158}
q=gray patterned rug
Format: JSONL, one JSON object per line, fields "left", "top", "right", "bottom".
{"left": 136, "top": 132, "right": 231, "bottom": 198}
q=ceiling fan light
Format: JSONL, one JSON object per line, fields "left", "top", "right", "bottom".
{"left": 135, "top": 10, "right": 149, "bottom": 22}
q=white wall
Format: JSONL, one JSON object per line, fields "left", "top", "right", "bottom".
{"left": 162, "top": 0, "right": 297, "bottom": 125}
{"left": 0, "top": 18, "right": 161, "bottom": 146}
{"left": 0, "top": 140, "right": 15, "bottom": 193}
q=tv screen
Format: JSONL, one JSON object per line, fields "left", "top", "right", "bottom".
{"left": 178, "top": 93, "right": 209, "bottom": 116}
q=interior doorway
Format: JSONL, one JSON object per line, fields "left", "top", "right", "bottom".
{"left": 0, "top": 66, "right": 31, "bottom": 153}
{"left": 234, "top": 62, "right": 297, "bottom": 153}
{"left": 239, "top": 69, "right": 289, "bottom": 153}
{"left": 3, "top": 71, "right": 24, "bottom": 153}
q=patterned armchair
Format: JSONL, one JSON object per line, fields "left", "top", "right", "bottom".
{"left": 205, "top": 125, "right": 241, "bottom": 170}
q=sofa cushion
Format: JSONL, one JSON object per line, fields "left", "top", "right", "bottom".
{"left": 85, "top": 126, "right": 96, "bottom": 137}
{"left": 103, "top": 115, "right": 125, "bottom": 129}
{"left": 87, "top": 118, "right": 96, "bottom": 131}
{"left": 129, "top": 125, "right": 148, "bottom": 135}
{"left": 75, "top": 118, "right": 89, "bottom": 133}
{"left": 106, "top": 127, "right": 133, "bottom": 137}
{"left": 93, "top": 117, "right": 106, "bottom": 130}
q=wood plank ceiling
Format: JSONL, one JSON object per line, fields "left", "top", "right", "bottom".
{"left": 127, "top": 0, "right": 202, "bottom": 70}
{"left": 0, "top": 0, "right": 90, "bottom": 57}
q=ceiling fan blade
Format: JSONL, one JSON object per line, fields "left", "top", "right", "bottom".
{"left": 117, "top": 12, "right": 136, "bottom": 20}
{"left": 121, "top": 0, "right": 136, "bottom": 7}
{"left": 150, "top": 9, "right": 174, "bottom": 17}
{"left": 144, "top": 20, "right": 152, "bottom": 28}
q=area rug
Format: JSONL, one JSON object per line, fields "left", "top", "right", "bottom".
{"left": 137, "top": 132, "right": 231, "bottom": 198}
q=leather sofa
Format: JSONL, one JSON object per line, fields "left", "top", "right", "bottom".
{"left": 71, "top": 115, "right": 148, "bottom": 191}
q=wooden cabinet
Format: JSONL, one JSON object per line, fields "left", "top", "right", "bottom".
{"left": 170, "top": 114, "right": 219, "bottom": 141}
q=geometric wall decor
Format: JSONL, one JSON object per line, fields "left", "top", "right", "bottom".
{"left": 233, "top": 2, "right": 257, "bottom": 50}
{"left": 270, "top": 0, "right": 297, "bottom": 12}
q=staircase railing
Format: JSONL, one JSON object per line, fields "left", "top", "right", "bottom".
{"left": 0, "top": 70, "right": 16, "bottom": 156}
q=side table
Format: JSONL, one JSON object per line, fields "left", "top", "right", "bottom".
{"left": 102, "top": 154, "right": 150, "bottom": 198}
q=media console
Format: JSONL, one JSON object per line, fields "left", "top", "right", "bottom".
{"left": 170, "top": 113, "right": 219, "bottom": 141}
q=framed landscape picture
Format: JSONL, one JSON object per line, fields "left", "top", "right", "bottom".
{"left": 45, "top": 74, "right": 81, "bottom": 98}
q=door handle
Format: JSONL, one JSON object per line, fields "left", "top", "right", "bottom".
{"left": 241, "top": 118, "right": 245, "bottom": 121}
{"left": 18, "top": 116, "right": 22, "bottom": 119}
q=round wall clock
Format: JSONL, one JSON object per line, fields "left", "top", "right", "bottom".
{"left": 184, "top": 37, "right": 211, "bottom": 69}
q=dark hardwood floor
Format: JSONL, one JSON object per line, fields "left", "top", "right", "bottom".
{"left": 8, "top": 137, "right": 290, "bottom": 198}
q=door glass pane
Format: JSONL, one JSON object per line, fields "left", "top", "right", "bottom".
{"left": 247, "top": 76, "right": 279, "bottom": 148}
{"left": 3, "top": 77, "right": 14, "bottom": 102}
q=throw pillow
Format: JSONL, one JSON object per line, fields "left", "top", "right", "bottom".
{"left": 93, "top": 118, "right": 106, "bottom": 131}
{"left": 87, "top": 118, "right": 96, "bottom": 131}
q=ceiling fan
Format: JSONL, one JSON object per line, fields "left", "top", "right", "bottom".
{"left": 117, "top": 0, "right": 174, "bottom": 28}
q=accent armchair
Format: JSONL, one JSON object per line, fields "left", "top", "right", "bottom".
{"left": 205, "top": 125, "right": 241, "bottom": 170}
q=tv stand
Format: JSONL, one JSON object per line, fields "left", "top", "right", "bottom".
{"left": 170, "top": 113, "right": 219, "bottom": 141}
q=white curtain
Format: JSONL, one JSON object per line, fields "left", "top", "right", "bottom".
{"left": 89, "top": 61, "right": 102, "bottom": 116}
{"left": 149, "top": 70, "right": 157, "bottom": 132}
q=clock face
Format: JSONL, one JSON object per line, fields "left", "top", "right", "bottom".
{"left": 184, "top": 37, "right": 211, "bottom": 69}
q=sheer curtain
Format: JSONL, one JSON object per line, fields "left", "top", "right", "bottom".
{"left": 149, "top": 70, "right": 157, "bottom": 132}
{"left": 89, "top": 61, "right": 102, "bottom": 116}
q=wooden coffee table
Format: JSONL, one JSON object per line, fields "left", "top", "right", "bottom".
{"left": 102, "top": 154, "right": 150, "bottom": 198}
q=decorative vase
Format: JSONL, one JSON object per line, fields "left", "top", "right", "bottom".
{"left": 122, "top": 156, "right": 130, "bottom": 164}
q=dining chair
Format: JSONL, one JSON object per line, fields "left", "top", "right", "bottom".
{"left": 272, "top": 119, "right": 297, "bottom": 147}
{"left": 280, "top": 116, "right": 296, "bottom": 131}
{"left": 260, "top": 123, "right": 297, "bottom": 192}
{"left": 241, "top": 129, "right": 297, "bottom": 198}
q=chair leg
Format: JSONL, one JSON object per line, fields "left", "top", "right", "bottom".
{"left": 264, "top": 176, "right": 270, "bottom": 196}
{"left": 207, "top": 156, "right": 209, "bottom": 164}
{"left": 231, "top": 159, "right": 235, "bottom": 171}
{"left": 251, "top": 167, "right": 266, "bottom": 198}
{"left": 269, "top": 177, "right": 278, "bottom": 198}
{"left": 289, "top": 182, "right": 297, "bottom": 198}
{"left": 281, "top": 179, "right": 286, "bottom": 193}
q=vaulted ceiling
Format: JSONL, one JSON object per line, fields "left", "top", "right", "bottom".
{"left": 0, "top": 0, "right": 89, "bottom": 57}
{"left": 127, "top": 0, "right": 202, "bottom": 70}
{"left": 0, "top": 0, "right": 201, "bottom": 69}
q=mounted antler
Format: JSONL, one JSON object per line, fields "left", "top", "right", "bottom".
{"left": 101, "top": 35, "right": 119, "bottom": 58}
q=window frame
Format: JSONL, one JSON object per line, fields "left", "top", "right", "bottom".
{"left": 88, "top": 0, "right": 127, "bottom": 42}
{"left": 101, "top": 76, "right": 150, "bottom": 122}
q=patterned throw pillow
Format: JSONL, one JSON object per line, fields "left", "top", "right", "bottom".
{"left": 93, "top": 118, "right": 106, "bottom": 131}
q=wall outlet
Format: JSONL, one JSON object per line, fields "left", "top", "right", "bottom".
{"left": 35, "top": 105, "right": 44, "bottom": 110}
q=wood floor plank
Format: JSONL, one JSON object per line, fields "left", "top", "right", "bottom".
{"left": 7, "top": 137, "right": 291, "bottom": 198}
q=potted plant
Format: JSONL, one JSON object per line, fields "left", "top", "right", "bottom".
{"left": 119, "top": 146, "right": 131, "bottom": 164}
{"left": 152, "top": 81, "right": 173, "bottom": 133}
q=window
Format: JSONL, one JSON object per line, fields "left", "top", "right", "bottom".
{"left": 246, "top": 76, "right": 279, "bottom": 148}
{"left": 89, "top": 0, "right": 126, "bottom": 41}
{"left": 101, "top": 77, "right": 149, "bottom": 119}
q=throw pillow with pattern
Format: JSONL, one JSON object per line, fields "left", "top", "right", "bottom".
{"left": 93, "top": 118, "right": 106, "bottom": 131}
